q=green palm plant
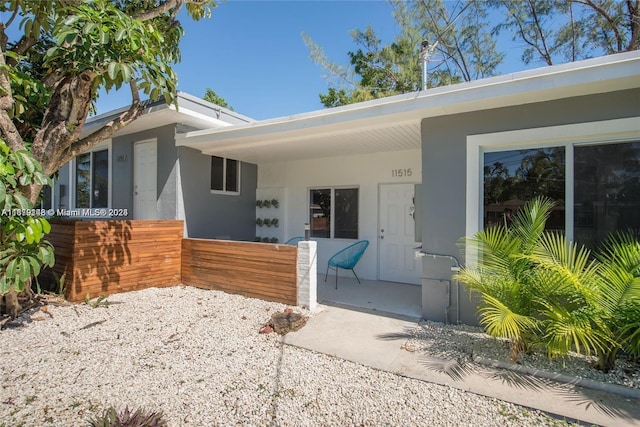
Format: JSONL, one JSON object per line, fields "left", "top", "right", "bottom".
{"left": 592, "top": 232, "right": 640, "bottom": 371}
{"left": 525, "top": 231, "right": 610, "bottom": 360}
{"left": 455, "top": 197, "right": 556, "bottom": 360}
{"left": 458, "top": 195, "right": 640, "bottom": 370}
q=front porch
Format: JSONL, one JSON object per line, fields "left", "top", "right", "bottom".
{"left": 316, "top": 273, "right": 421, "bottom": 321}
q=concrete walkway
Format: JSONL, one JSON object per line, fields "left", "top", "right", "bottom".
{"left": 283, "top": 305, "right": 640, "bottom": 427}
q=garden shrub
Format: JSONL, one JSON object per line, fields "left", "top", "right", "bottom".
{"left": 456, "top": 196, "right": 640, "bottom": 371}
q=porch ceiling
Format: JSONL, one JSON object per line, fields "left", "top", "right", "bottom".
{"left": 184, "top": 118, "right": 422, "bottom": 164}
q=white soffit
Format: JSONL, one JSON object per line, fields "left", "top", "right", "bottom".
{"left": 175, "top": 51, "right": 640, "bottom": 163}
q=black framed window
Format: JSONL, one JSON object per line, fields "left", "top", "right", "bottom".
{"left": 309, "top": 187, "right": 359, "bottom": 239}
{"left": 75, "top": 149, "right": 109, "bottom": 208}
{"left": 483, "top": 141, "right": 640, "bottom": 249}
{"left": 211, "top": 156, "right": 240, "bottom": 194}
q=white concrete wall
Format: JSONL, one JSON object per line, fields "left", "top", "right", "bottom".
{"left": 257, "top": 150, "right": 421, "bottom": 280}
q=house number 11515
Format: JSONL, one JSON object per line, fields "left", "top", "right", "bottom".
{"left": 391, "top": 168, "right": 412, "bottom": 177}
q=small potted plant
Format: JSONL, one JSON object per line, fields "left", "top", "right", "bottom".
{"left": 256, "top": 200, "right": 263, "bottom": 208}
{"left": 262, "top": 199, "right": 272, "bottom": 208}
{"left": 256, "top": 218, "right": 263, "bottom": 226}
{"left": 271, "top": 199, "right": 279, "bottom": 208}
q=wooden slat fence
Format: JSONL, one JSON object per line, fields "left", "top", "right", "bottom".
{"left": 181, "top": 238, "right": 298, "bottom": 305}
{"left": 42, "top": 220, "right": 183, "bottom": 302}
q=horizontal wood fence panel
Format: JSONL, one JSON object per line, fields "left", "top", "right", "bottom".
{"left": 39, "top": 221, "right": 299, "bottom": 306}
{"left": 182, "top": 238, "right": 298, "bottom": 305}
{"left": 40, "top": 220, "right": 183, "bottom": 302}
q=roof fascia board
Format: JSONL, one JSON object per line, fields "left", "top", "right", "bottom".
{"left": 81, "top": 92, "right": 244, "bottom": 138}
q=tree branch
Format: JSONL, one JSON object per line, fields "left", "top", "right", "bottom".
{"left": 10, "top": 35, "right": 38, "bottom": 59}
{"left": 574, "top": 0, "right": 625, "bottom": 52}
{"left": 60, "top": 101, "right": 147, "bottom": 168}
{"left": 134, "top": 0, "right": 180, "bottom": 21}
{"left": 0, "top": 110, "right": 24, "bottom": 152}
{"left": 133, "top": 0, "right": 210, "bottom": 22}
{"left": 627, "top": 0, "right": 639, "bottom": 51}
{"left": 527, "top": 0, "right": 553, "bottom": 65}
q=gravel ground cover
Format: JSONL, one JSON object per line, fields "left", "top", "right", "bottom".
{"left": 0, "top": 286, "right": 606, "bottom": 426}
{"left": 405, "top": 322, "right": 639, "bottom": 391}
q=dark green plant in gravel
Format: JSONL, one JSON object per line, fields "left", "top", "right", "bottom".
{"left": 592, "top": 232, "right": 640, "bottom": 371}
{"left": 87, "top": 406, "right": 168, "bottom": 427}
{"left": 456, "top": 197, "right": 640, "bottom": 371}
{"left": 455, "top": 197, "right": 552, "bottom": 361}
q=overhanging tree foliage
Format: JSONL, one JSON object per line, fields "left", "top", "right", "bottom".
{"left": 0, "top": 0, "right": 216, "bottom": 204}
{"left": 306, "top": 0, "right": 639, "bottom": 107}
{"left": 0, "top": 0, "right": 216, "bottom": 313}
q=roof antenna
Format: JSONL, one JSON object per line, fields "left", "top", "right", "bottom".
{"left": 420, "top": 40, "right": 439, "bottom": 91}
{"left": 420, "top": 2, "right": 471, "bottom": 91}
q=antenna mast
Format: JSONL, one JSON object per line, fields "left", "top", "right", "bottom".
{"left": 420, "top": 40, "right": 439, "bottom": 90}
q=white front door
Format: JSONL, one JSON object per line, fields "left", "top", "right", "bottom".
{"left": 379, "top": 183, "right": 420, "bottom": 284}
{"left": 134, "top": 140, "right": 157, "bottom": 220}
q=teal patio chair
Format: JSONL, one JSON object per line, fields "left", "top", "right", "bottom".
{"left": 324, "top": 240, "right": 369, "bottom": 289}
{"left": 285, "top": 236, "right": 305, "bottom": 245}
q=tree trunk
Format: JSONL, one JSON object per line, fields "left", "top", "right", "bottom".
{"left": 29, "top": 72, "right": 96, "bottom": 204}
{"left": 596, "top": 348, "right": 619, "bottom": 372}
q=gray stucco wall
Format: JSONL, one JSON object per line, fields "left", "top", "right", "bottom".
{"left": 178, "top": 146, "right": 257, "bottom": 240}
{"left": 420, "top": 88, "right": 640, "bottom": 325}
{"left": 111, "top": 124, "right": 178, "bottom": 220}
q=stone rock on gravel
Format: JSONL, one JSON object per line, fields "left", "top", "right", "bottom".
{"left": 268, "top": 311, "right": 307, "bottom": 335}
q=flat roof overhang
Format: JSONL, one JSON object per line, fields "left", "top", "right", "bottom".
{"left": 81, "top": 92, "right": 254, "bottom": 139}
{"left": 175, "top": 52, "right": 640, "bottom": 164}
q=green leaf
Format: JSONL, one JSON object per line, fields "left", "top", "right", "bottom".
{"left": 40, "top": 218, "right": 51, "bottom": 234}
{"left": 120, "top": 63, "right": 133, "bottom": 82}
{"left": 6, "top": 258, "right": 17, "bottom": 278}
{"left": 28, "top": 256, "right": 41, "bottom": 277}
{"left": 0, "top": 181, "right": 5, "bottom": 207}
{"left": 19, "top": 257, "right": 31, "bottom": 282}
{"left": 25, "top": 225, "right": 35, "bottom": 244}
{"left": 13, "top": 193, "right": 31, "bottom": 210}
{"left": 115, "top": 28, "right": 127, "bottom": 41}
{"left": 99, "top": 29, "right": 109, "bottom": 44}
{"left": 83, "top": 22, "right": 96, "bottom": 35}
{"left": 0, "top": 163, "right": 14, "bottom": 175}
{"left": 107, "top": 62, "right": 120, "bottom": 80}
{"left": 12, "top": 151, "right": 24, "bottom": 169}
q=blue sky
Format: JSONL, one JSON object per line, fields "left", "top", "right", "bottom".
{"left": 98, "top": 1, "right": 400, "bottom": 119}
{"left": 96, "top": 0, "right": 539, "bottom": 120}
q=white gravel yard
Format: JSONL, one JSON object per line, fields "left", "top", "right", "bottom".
{"left": 2, "top": 286, "right": 579, "bottom": 426}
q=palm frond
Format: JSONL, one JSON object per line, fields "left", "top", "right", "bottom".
{"left": 478, "top": 294, "right": 539, "bottom": 342}
{"left": 510, "top": 196, "right": 554, "bottom": 252}
{"left": 539, "top": 302, "right": 609, "bottom": 358}
{"left": 527, "top": 232, "right": 601, "bottom": 304}
{"left": 597, "top": 232, "right": 640, "bottom": 275}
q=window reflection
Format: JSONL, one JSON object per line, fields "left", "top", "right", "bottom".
{"left": 575, "top": 142, "right": 640, "bottom": 248}
{"left": 484, "top": 147, "right": 565, "bottom": 230}
{"left": 310, "top": 189, "right": 331, "bottom": 238}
